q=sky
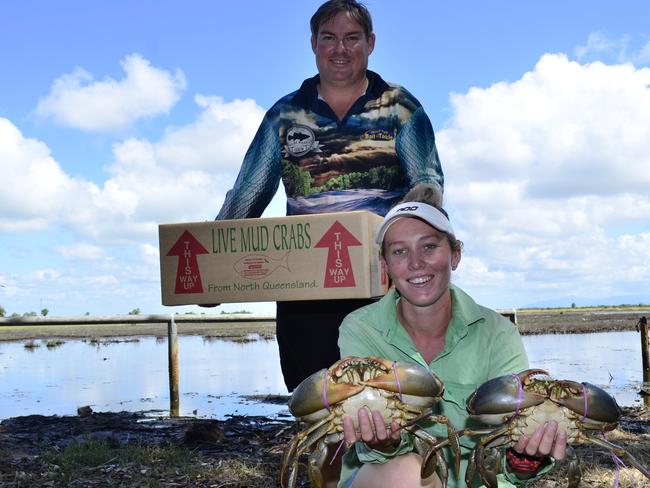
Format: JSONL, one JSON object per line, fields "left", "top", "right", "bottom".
{"left": 1, "top": 0, "right": 649, "bottom": 317}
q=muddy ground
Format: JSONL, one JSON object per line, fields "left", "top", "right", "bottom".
{"left": 515, "top": 309, "right": 647, "bottom": 335}
{"left": 1, "top": 311, "right": 649, "bottom": 487}
{"left": 1, "top": 407, "right": 648, "bottom": 487}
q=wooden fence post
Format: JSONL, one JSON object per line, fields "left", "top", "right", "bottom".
{"left": 168, "top": 315, "right": 180, "bottom": 417}
{"left": 637, "top": 317, "right": 649, "bottom": 406}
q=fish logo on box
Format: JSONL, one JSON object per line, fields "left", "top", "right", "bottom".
{"left": 233, "top": 252, "right": 291, "bottom": 279}
{"left": 315, "top": 221, "right": 361, "bottom": 287}
{"left": 167, "top": 230, "right": 209, "bottom": 294}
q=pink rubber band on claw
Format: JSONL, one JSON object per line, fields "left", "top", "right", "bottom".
{"left": 323, "top": 370, "right": 331, "bottom": 411}
{"left": 392, "top": 361, "right": 403, "bottom": 402}
{"left": 512, "top": 373, "right": 523, "bottom": 418}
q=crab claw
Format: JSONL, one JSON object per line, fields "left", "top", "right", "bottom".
{"left": 363, "top": 358, "right": 445, "bottom": 399}
{"left": 549, "top": 380, "right": 622, "bottom": 424}
{"left": 288, "top": 358, "right": 368, "bottom": 417}
{"left": 466, "top": 369, "right": 549, "bottom": 420}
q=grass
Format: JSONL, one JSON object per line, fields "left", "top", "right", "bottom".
{"left": 2, "top": 419, "right": 648, "bottom": 488}
{"left": 28, "top": 436, "right": 650, "bottom": 488}
{"left": 41, "top": 439, "right": 202, "bottom": 487}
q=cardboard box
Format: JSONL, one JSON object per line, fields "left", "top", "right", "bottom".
{"left": 159, "top": 211, "right": 388, "bottom": 305}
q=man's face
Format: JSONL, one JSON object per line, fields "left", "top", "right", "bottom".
{"left": 311, "top": 11, "right": 375, "bottom": 88}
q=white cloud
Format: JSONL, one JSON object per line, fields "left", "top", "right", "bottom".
{"left": 155, "top": 95, "right": 265, "bottom": 170}
{"left": 440, "top": 53, "right": 650, "bottom": 306}
{"left": 1, "top": 95, "right": 264, "bottom": 240}
{"left": 32, "top": 269, "right": 61, "bottom": 281}
{"left": 56, "top": 243, "right": 104, "bottom": 260}
{"left": 575, "top": 32, "right": 628, "bottom": 63}
{"left": 35, "top": 54, "right": 186, "bottom": 131}
{"left": 0, "top": 118, "right": 84, "bottom": 231}
{"left": 442, "top": 54, "right": 650, "bottom": 199}
{"left": 637, "top": 41, "right": 650, "bottom": 64}
{"left": 575, "top": 32, "right": 650, "bottom": 66}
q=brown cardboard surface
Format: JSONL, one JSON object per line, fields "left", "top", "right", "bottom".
{"left": 159, "top": 211, "right": 388, "bottom": 305}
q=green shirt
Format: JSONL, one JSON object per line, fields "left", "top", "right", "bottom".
{"left": 337, "top": 284, "right": 536, "bottom": 487}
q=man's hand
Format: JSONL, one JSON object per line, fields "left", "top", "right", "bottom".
{"left": 342, "top": 408, "right": 402, "bottom": 452}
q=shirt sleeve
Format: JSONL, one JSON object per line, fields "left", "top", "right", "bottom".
{"left": 216, "top": 114, "right": 283, "bottom": 220}
{"left": 338, "top": 313, "right": 378, "bottom": 359}
{"left": 487, "top": 318, "right": 530, "bottom": 377}
{"left": 395, "top": 106, "right": 444, "bottom": 192}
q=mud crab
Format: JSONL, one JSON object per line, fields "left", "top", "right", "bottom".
{"left": 280, "top": 356, "right": 461, "bottom": 488}
{"left": 462, "top": 368, "right": 650, "bottom": 487}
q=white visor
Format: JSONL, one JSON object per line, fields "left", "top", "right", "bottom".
{"left": 375, "top": 201, "right": 455, "bottom": 244}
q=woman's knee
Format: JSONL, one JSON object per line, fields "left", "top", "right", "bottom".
{"left": 352, "top": 453, "right": 441, "bottom": 488}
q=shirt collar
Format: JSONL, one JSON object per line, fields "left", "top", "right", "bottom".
{"left": 372, "top": 284, "right": 485, "bottom": 338}
{"left": 291, "top": 70, "right": 389, "bottom": 108}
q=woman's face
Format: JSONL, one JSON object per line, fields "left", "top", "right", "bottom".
{"left": 382, "top": 217, "right": 461, "bottom": 310}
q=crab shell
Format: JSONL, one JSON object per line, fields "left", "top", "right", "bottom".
{"left": 466, "top": 368, "right": 622, "bottom": 439}
{"left": 288, "top": 356, "right": 444, "bottom": 426}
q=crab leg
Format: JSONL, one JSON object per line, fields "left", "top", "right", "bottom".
{"left": 307, "top": 440, "right": 332, "bottom": 488}
{"left": 412, "top": 434, "right": 449, "bottom": 488}
{"left": 566, "top": 445, "right": 581, "bottom": 488}
{"left": 585, "top": 434, "right": 650, "bottom": 481}
{"left": 280, "top": 412, "right": 337, "bottom": 488}
{"left": 462, "top": 424, "right": 510, "bottom": 488}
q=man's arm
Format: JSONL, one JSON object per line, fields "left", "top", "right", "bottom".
{"left": 216, "top": 114, "right": 283, "bottom": 220}
{"left": 395, "top": 106, "right": 444, "bottom": 192}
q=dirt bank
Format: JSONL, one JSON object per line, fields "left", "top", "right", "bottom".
{"left": 1, "top": 309, "right": 647, "bottom": 343}
{"left": 517, "top": 309, "right": 646, "bottom": 335}
{"left": 0, "top": 320, "right": 276, "bottom": 342}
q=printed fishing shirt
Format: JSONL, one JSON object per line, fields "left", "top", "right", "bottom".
{"left": 216, "top": 70, "right": 443, "bottom": 219}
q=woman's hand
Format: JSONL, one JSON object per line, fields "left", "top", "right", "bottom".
{"left": 342, "top": 408, "right": 402, "bottom": 452}
{"left": 513, "top": 420, "right": 567, "bottom": 460}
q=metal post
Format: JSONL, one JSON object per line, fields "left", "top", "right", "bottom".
{"left": 168, "top": 314, "right": 180, "bottom": 417}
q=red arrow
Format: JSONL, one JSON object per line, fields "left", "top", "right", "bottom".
{"left": 166, "top": 230, "right": 209, "bottom": 294}
{"left": 314, "top": 221, "right": 362, "bottom": 288}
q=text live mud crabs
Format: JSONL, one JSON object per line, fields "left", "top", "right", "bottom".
{"left": 280, "top": 356, "right": 460, "bottom": 488}
{"left": 463, "top": 369, "right": 650, "bottom": 487}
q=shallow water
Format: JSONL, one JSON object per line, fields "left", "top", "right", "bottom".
{"left": 523, "top": 330, "right": 646, "bottom": 407}
{"left": 0, "top": 331, "right": 647, "bottom": 420}
{"left": 0, "top": 334, "right": 289, "bottom": 420}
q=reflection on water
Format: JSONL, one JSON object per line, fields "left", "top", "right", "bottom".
{"left": 0, "top": 334, "right": 289, "bottom": 420}
{"left": 0, "top": 331, "right": 646, "bottom": 420}
{"left": 523, "top": 331, "right": 645, "bottom": 407}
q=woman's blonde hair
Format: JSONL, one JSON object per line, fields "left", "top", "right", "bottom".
{"left": 393, "top": 184, "right": 463, "bottom": 253}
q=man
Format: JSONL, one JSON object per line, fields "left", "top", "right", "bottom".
{"left": 216, "top": 0, "right": 444, "bottom": 393}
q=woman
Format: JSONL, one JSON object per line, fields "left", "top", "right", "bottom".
{"left": 337, "top": 184, "right": 566, "bottom": 487}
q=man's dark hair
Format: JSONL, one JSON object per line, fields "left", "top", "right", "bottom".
{"left": 310, "top": 0, "right": 373, "bottom": 39}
